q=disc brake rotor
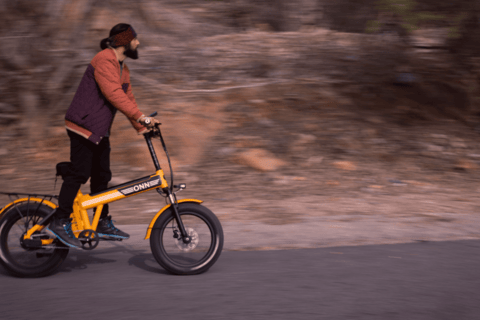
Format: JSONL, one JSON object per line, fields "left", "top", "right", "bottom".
{"left": 175, "top": 227, "right": 199, "bottom": 251}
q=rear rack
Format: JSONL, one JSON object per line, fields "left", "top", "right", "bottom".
{"left": 0, "top": 192, "right": 58, "bottom": 219}
{"left": 0, "top": 192, "right": 58, "bottom": 202}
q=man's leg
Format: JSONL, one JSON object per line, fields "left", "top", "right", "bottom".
{"left": 56, "top": 131, "right": 95, "bottom": 217}
{"left": 91, "top": 137, "right": 129, "bottom": 239}
{"left": 90, "top": 136, "right": 112, "bottom": 220}
{"left": 50, "top": 131, "right": 95, "bottom": 247}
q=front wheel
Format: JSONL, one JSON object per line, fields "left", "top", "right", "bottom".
{"left": 0, "top": 203, "right": 69, "bottom": 277}
{"left": 150, "top": 202, "right": 223, "bottom": 275}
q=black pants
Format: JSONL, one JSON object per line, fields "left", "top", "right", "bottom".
{"left": 56, "top": 131, "right": 112, "bottom": 220}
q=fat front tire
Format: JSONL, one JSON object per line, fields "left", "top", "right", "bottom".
{"left": 0, "top": 203, "right": 69, "bottom": 277}
{"left": 150, "top": 202, "right": 224, "bottom": 275}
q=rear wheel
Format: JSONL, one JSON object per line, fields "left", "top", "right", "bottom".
{"left": 0, "top": 203, "right": 69, "bottom": 277}
{"left": 150, "top": 203, "right": 223, "bottom": 275}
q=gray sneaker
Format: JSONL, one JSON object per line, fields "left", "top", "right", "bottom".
{"left": 97, "top": 216, "right": 130, "bottom": 239}
{"left": 47, "top": 218, "right": 82, "bottom": 248}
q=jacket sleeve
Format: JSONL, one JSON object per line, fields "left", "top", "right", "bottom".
{"left": 125, "top": 66, "right": 138, "bottom": 105}
{"left": 94, "top": 58, "right": 144, "bottom": 126}
{"left": 125, "top": 74, "right": 148, "bottom": 133}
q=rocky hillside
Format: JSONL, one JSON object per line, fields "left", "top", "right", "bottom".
{"left": 1, "top": 0, "right": 480, "bottom": 225}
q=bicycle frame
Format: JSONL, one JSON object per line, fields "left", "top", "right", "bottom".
{"left": 69, "top": 169, "right": 168, "bottom": 235}
{"left": 0, "top": 109, "right": 224, "bottom": 277}
{"left": 2, "top": 123, "right": 200, "bottom": 247}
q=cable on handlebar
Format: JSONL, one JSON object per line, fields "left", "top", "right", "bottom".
{"left": 154, "top": 125, "right": 174, "bottom": 194}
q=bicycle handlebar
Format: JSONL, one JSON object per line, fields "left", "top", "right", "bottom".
{"left": 143, "top": 111, "right": 173, "bottom": 191}
{"left": 147, "top": 111, "right": 161, "bottom": 129}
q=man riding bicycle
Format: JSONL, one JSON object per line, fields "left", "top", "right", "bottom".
{"left": 49, "top": 23, "right": 159, "bottom": 248}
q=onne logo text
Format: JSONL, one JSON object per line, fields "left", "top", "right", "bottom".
{"left": 120, "top": 178, "right": 160, "bottom": 195}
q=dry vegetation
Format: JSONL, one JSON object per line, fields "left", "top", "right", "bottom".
{"left": 1, "top": 0, "right": 480, "bottom": 229}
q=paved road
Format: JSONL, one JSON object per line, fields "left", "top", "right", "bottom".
{"left": 1, "top": 238, "right": 479, "bottom": 319}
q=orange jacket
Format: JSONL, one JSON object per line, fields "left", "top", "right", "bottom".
{"left": 65, "top": 48, "right": 146, "bottom": 144}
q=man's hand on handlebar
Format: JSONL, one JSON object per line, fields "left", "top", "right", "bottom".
{"left": 138, "top": 114, "right": 160, "bottom": 129}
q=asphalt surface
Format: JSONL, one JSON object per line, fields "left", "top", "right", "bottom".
{"left": 1, "top": 235, "right": 479, "bottom": 319}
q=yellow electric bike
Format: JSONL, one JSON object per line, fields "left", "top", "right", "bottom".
{"left": 0, "top": 113, "right": 224, "bottom": 277}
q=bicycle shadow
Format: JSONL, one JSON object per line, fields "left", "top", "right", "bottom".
{"left": 0, "top": 246, "right": 169, "bottom": 277}
{"left": 0, "top": 251, "right": 118, "bottom": 277}
{"left": 127, "top": 253, "right": 169, "bottom": 275}
{"left": 0, "top": 265, "right": 10, "bottom": 277}
{"left": 59, "top": 249, "right": 117, "bottom": 273}
{"left": 60, "top": 245, "right": 169, "bottom": 275}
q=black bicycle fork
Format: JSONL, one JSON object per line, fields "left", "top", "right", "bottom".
{"left": 160, "top": 188, "right": 192, "bottom": 244}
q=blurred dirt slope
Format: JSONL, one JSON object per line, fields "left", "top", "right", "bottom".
{"left": 1, "top": 0, "right": 480, "bottom": 228}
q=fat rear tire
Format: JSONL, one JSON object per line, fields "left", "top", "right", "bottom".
{"left": 0, "top": 203, "right": 69, "bottom": 277}
{"left": 150, "top": 202, "right": 223, "bottom": 275}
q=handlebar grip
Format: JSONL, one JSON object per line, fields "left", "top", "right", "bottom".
{"left": 149, "top": 111, "right": 158, "bottom": 117}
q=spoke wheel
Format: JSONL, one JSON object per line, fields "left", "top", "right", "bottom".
{"left": 150, "top": 203, "right": 223, "bottom": 275}
{"left": 0, "top": 203, "right": 69, "bottom": 277}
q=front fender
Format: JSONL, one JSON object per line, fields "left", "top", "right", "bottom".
{"left": 0, "top": 198, "right": 57, "bottom": 218}
{"left": 144, "top": 199, "right": 203, "bottom": 239}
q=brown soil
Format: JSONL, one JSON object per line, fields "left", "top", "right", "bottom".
{"left": 2, "top": 78, "right": 480, "bottom": 231}
{"left": 1, "top": 1, "right": 480, "bottom": 235}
